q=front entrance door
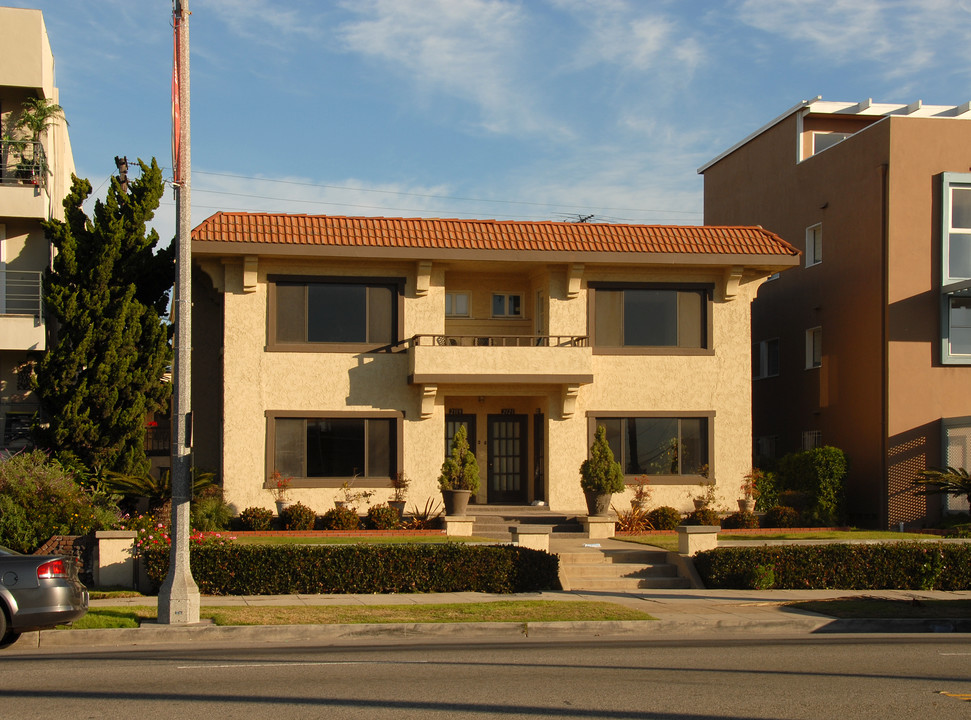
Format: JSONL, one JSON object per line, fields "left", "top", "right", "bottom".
{"left": 487, "top": 414, "right": 528, "bottom": 504}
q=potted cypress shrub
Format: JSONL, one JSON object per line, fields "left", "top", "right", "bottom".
{"left": 388, "top": 471, "right": 410, "bottom": 519}
{"left": 580, "top": 425, "right": 625, "bottom": 516}
{"left": 438, "top": 426, "right": 480, "bottom": 516}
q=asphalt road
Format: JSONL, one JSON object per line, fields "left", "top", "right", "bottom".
{"left": 3, "top": 635, "right": 971, "bottom": 719}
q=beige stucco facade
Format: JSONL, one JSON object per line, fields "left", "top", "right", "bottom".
{"left": 192, "top": 216, "right": 796, "bottom": 518}
{"left": 0, "top": 7, "right": 75, "bottom": 451}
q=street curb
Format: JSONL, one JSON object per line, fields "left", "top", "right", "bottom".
{"left": 16, "top": 614, "right": 968, "bottom": 650}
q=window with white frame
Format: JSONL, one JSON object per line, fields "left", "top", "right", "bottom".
{"left": 805, "top": 224, "right": 822, "bottom": 267}
{"left": 801, "top": 430, "right": 822, "bottom": 451}
{"left": 753, "top": 338, "right": 780, "bottom": 379}
{"left": 812, "top": 132, "right": 851, "bottom": 155}
{"left": 445, "top": 292, "right": 469, "bottom": 317}
{"left": 806, "top": 327, "right": 822, "bottom": 369}
{"left": 491, "top": 293, "right": 522, "bottom": 318}
{"left": 942, "top": 174, "right": 971, "bottom": 364}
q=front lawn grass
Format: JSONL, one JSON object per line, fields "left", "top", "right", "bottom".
{"left": 788, "top": 598, "right": 971, "bottom": 619}
{"left": 620, "top": 530, "right": 941, "bottom": 553}
{"left": 61, "top": 600, "right": 653, "bottom": 629}
{"left": 230, "top": 535, "right": 492, "bottom": 546}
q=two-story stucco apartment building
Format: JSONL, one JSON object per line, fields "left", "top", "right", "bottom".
{"left": 700, "top": 98, "right": 971, "bottom": 528}
{"left": 0, "top": 7, "right": 75, "bottom": 451}
{"left": 190, "top": 213, "right": 798, "bottom": 515}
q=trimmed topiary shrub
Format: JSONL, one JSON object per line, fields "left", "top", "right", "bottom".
{"left": 281, "top": 501, "right": 316, "bottom": 530}
{"left": 721, "top": 511, "right": 759, "bottom": 529}
{"left": 141, "top": 543, "right": 561, "bottom": 595}
{"left": 694, "top": 543, "right": 971, "bottom": 590}
{"left": 320, "top": 505, "right": 360, "bottom": 530}
{"left": 646, "top": 506, "right": 681, "bottom": 531}
{"left": 238, "top": 506, "right": 274, "bottom": 531}
{"left": 365, "top": 504, "right": 400, "bottom": 530}
{"left": 683, "top": 507, "right": 720, "bottom": 526}
{"left": 762, "top": 505, "right": 800, "bottom": 529}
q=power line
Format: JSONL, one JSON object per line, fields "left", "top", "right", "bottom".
{"left": 192, "top": 169, "right": 703, "bottom": 218}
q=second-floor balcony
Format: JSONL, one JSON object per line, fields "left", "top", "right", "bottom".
{"left": 0, "top": 140, "right": 50, "bottom": 218}
{"left": 0, "top": 270, "right": 45, "bottom": 350}
{"left": 407, "top": 333, "right": 593, "bottom": 387}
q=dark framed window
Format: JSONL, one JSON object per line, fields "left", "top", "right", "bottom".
{"left": 753, "top": 338, "right": 780, "bottom": 379}
{"left": 269, "top": 276, "right": 402, "bottom": 350}
{"left": 590, "top": 284, "right": 711, "bottom": 352}
{"left": 589, "top": 414, "right": 711, "bottom": 478}
{"left": 269, "top": 413, "right": 400, "bottom": 483}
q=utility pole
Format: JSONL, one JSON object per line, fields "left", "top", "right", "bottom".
{"left": 158, "top": 0, "right": 199, "bottom": 625}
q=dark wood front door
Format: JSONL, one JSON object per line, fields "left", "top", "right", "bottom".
{"left": 487, "top": 414, "right": 528, "bottom": 504}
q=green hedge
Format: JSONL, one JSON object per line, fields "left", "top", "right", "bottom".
{"left": 141, "top": 543, "right": 560, "bottom": 595}
{"left": 694, "top": 543, "right": 971, "bottom": 590}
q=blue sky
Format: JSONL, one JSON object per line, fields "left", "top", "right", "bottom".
{"left": 7, "top": 0, "right": 971, "bottom": 243}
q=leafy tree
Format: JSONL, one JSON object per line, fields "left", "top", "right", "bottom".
{"left": 34, "top": 158, "right": 174, "bottom": 475}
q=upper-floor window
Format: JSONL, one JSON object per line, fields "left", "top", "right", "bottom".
{"left": 590, "top": 414, "right": 711, "bottom": 478}
{"left": 269, "top": 276, "right": 402, "bottom": 351}
{"left": 445, "top": 292, "right": 469, "bottom": 317}
{"left": 806, "top": 326, "right": 822, "bottom": 369}
{"left": 753, "top": 338, "right": 780, "bottom": 379}
{"left": 946, "top": 179, "right": 971, "bottom": 282}
{"left": 591, "top": 284, "right": 710, "bottom": 352}
{"left": 492, "top": 293, "right": 522, "bottom": 317}
{"left": 812, "top": 132, "right": 851, "bottom": 155}
{"left": 806, "top": 224, "right": 822, "bottom": 267}
{"left": 940, "top": 174, "right": 971, "bottom": 364}
{"left": 802, "top": 429, "right": 822, "bottom": 451}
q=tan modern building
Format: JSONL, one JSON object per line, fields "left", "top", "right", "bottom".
{"left": 191, "top": 212, "right": 797, "bottom": 515}
{"left": 700, "top": 98, "right": 971, "bottom": 528}
{"left": 0, "top": 7, "right": 75, "bottom": 451}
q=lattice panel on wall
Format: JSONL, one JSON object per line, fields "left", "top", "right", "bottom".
{"left": 887, "top": 434, "right": 928, "bottom": 529}
{"left": 945, "top": 424, "right": 971, "bottom": 513}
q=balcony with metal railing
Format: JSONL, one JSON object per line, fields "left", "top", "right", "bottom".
{"left": 0, "top": 269, "right": 45, "bottom": 350}
{"left": 0, "top": 140, "right": 50, "bottom": 218}
{"left": 407, "top": 333, "right": 593, "bottom": 386}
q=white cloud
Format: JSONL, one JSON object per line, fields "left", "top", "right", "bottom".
{"left": 336, "top": 0, "right": 569, "bottom": 137}
{"left": 735, "top": 0, "right": 971, "bottom": 77}
{"left": 206, "top": 0, "right": 321, "bottom": 47}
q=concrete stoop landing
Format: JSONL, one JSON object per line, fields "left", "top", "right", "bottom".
{"left": 557, "top": 548, "right": 691, "bottom": 591}
{"left": 469, "top": 505, "right": 584, "bottom": 541}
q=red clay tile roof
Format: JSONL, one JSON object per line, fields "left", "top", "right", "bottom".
{"left": 192, "top": 212, "right": 798, "bottom": 257}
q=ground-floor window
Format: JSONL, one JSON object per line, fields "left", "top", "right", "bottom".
{"left": 943, "top": 416, "right": 971, "bottom": 512}
{"left": 589, "top": 414, "right": 711, "bottom": 478}
{"left": 268, "top": 413, "right": 400, "bottom": 481}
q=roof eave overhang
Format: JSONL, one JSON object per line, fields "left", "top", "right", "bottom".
{"left": 192, "top": 240, "right": 800, "bottom": 271}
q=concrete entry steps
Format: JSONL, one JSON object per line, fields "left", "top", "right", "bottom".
{"left": 558, "top": 548, "right": 691, "bottom": 591}
{"left": 469, "top": 505, "right": 584, "bottom": 541}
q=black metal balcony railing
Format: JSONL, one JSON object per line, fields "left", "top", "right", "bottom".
{"left": 145, "top": 424, "right": 171, "bottom": 456}
{"left": 0, "top": 140, "right": 49, "bottom": 189}
{"left": 411, "top": 334, "right": 588, "bottom": 347}
{"left": 0, "top": 270, "right": 43, "bottom": 317}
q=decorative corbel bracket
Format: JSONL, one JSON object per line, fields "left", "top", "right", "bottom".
{"left": 561, "top": 383, "right": 580, "bottom": 419}
{"left": 242, "top": 255, "right": 258, "bottom": 294}
{"left": 566, "top": 263, "right": 584, "bottom": 299}
{"left": 721, "top": 265, "right": 744, "bottom": 301}
{"left": 419, "top": 384, "right": 438, "bottom": 419}
{"left": 415, "top": 260, "right": 432, "bottom": 297}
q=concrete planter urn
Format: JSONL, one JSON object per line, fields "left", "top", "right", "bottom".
{"left": 442, "top": 489, "right": 472, "bottom": 516}
{"left": 388, "top": 499, "right": 407, "bottom": 519}
{"left": 275, "top": 500, "right": 292, "bottom": 515}
{"left": 584, "top": 490, "right": 612, "bottom": 517}
{"left": 737, "top": 498, "right": 756, "bottom": 513}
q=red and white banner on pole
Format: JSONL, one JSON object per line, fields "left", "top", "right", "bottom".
{"left": 172, "top": 6, "right": 182, "bottom": 184}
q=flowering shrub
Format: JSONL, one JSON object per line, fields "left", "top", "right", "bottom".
{"left": 132, "top": 522, "right": 235, "bottom": 554}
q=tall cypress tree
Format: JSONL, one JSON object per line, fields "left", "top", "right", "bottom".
{"left": 35, "top": 158, "right": 174, "bottom": 475}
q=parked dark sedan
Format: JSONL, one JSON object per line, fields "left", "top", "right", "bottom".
{"left": 0, "top": 545, "right": 88, "bottom": 645}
